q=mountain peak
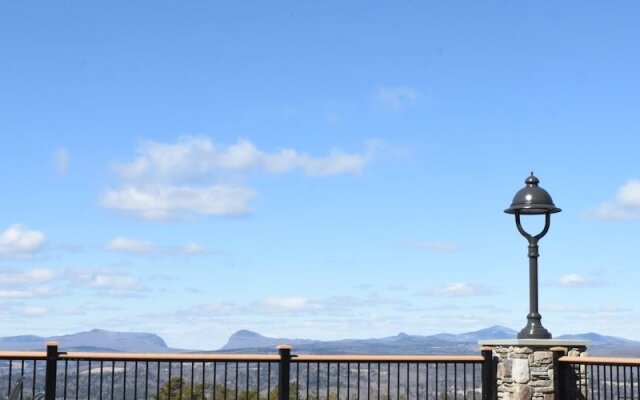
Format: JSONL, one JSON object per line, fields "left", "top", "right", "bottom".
{"left": 221, "top": 330, "right": 320, "bottom": 352}
{"left": 51, "top": 329, "right": 168, "bottom": 352}
{"left": 0, "top": 329, "right": 170, "bottom": 352}
{"left": 231, "top": 330, "right": 265, "bottom": 338}
{"left": 221, "top": 330, "right": 277, "bottom": 351}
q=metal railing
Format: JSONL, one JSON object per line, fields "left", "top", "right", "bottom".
{"left": 289, "top": 353, "right": 487, "bottom": 400}
{"left": 559, "top": 356, "right": 640, "bottom": 400}
{"left": 0, "top": 350, "right": 46, "bottom": 399}
{"left": 0, "top": 343, "right": 495, "bottom": 400}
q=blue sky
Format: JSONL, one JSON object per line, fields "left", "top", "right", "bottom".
{"left": 1, "top": 1, "right": 639, "bottom": 350}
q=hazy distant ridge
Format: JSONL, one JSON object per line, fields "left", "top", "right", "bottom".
{"left": 1, "top": 327, "right": 639, "bottom": 356}
{"left": 220, "top": 326, "right": 640, "bottom": 356}
{"left": 0, "top": 329, "right": 171, "bottom": 353}
{"left": 219, "top": 326, "right": 518, "bottom": 354}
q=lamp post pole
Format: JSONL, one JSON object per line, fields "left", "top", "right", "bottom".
{"left": 506, "top": 173, "right": 560, "bottom": 340}
{"left": 516, "top": 213, "right": 551, "bottom": 339}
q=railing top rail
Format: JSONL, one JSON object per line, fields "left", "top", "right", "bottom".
{"left": 293, "top": 354, "right": 485, "bottom": 363}
{"left": 560, "top": 356, "right": 640, "bottom": 366}
{"left": 0, "top": 351, "right": 46, "bottom": 360}
{"left": 0, "top": 350, "right": 485, "bottom": 363}
{"left": 57, "top": 352, "right": 280, "bottom": 362}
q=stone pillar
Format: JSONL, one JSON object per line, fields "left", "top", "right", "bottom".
{"left": 479, "top": 340, "right": 589, "bottom": 400}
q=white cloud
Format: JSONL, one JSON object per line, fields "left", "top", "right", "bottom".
{"left": 188, "top": 303, "right": 238, "bottom": 316}
{"left": 54, "top": 147, "right": 70, "bottom": 175}
{"left": 272, "top": 145, "right": 377, "bottom": 176}
{"left": 560, "top": 274, "right": 585, "bottom": 286}
{"left": 88, "top": 274, "right": 137, "bottom": 292}
{"left": 104, "top": 236, "right": 208, "bottom": 256}
{"left": 372, "top": 87, "right": 418, "bottom": 111}
{"left": 72, "top": 269, "right": 140, "bottom": 295}
{"left": 403, "top": 241, "right": 462, "bottom": 253}
{"left": 123, "top": 302, "right": 240, "bottom": 328}
{"left": 0, "top": 268, "right": 54, "bottom": 286}
{"left": 259, "top": 297, "right": 324, "bottom": 313}
{"left": 32, "top": 287, "right": 63, "bottom": 297}
{"left": 0, "top": 287, "right": 59, "bottom": 299}
{"left": 181, "top": 243, "right": 207, "bottom": 254}
{"left": 546, "top": 305, "right": 631, "bottom": 326}
{"left": 556, "top": 273, "right": 598, "bottom": 288}
{"left": 102, "top": 136, "right": 378, "bottom": 220}
{"left": 81, "top": 302, "right": 120, "bottom": 312}
{"left": 425, "top": 282, "right": 489, "bottom": 297}
{"left": 23, "top": 306, "right": 49, "bottom": 317}
{"left": 113, "top": 136, "right": 377, "bottom": 181}
{"left": 104, "top": 237, "right": 156, "bottom": 254}
{"left": 0, "top": 289, "right": 33, "bottom": 299}
{"left": 587, "top": 180, "right": 640, "bottom": 220}
{"left": 0, "top": 224, "right": 45, "bottom": 258}
{"left": 253, "top": 294, "right": 409, "bottom": 317}
{"left": 101, "top": 184, "right": 255, "bottom": 220}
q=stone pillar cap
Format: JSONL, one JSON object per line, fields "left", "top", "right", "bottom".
{"left": 478, "top": 339, "right": 590, "bottom": 346}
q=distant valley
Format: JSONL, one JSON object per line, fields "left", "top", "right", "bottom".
{"left": 1, "top": 326, "right": 639, "bottom": 356}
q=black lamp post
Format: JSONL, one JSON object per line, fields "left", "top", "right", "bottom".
{"left": 505, "top": 173, "right": 561, "bottom": 339}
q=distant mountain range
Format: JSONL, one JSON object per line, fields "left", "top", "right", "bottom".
{"left": 218, "top": 326, "right": 640, "bottom": 356}
{"left": 218, "top": 326, "right": 517, "bottom": 355}
{"left": 0, "top": 329, "right": 173, "bottom": 353}
{"left": 1, "top": 326, "right": 639, "bottom": 356}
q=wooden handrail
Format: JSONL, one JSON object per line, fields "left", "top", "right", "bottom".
{"left": 0, "top": 350, "right": 485, "bottom": 363}
{"left": 58, "top": 352, "right": 280, "bottom": 362}
{"left": 0, "top": 351, "right": 46, "bottom": 360}
{"left": 560, "top": 356, "right": 640, "bottom": 366}
{"left": 293, "top": 354, "right": 485, "bottom": 362}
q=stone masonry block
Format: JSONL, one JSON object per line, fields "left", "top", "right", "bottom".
{"left": 514, "top": 346, "right": 533, "bottom": 355}
{"left": 512, "top": 358, "right": 530, "bottom": 384}
{"left": 513, "top": 384, "right": 533, "bottom": 400}
{"left": 533, "top": 351, "right": 553, "bottom": 364}
{"left": 498, "top": 359, "right": 513, "bottom": 379}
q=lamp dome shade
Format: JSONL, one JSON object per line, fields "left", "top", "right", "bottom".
{"left": 505, "top": 173, "right": 561, "bottom": 215}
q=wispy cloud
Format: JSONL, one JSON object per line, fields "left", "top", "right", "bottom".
{"left": 101, "top": 136, "right": 379, "bottom": 220}
{"left": 101, "top": 184, "right": 256, "bottom": 220}
{"left": 0, "top": 224, "right": 45, "bottom": 258}
{"left": 387, "top": 283, "right": 408, "bottom": 291}
{"left": 105, "top": 237, "right": 155, "bottom": 254}
{"left": 586, "top": 180, "right": 640, "bottom": 220}
{"left": 0, "top": 289, "right": 34, "bottom": 299}
{"left": 0, "top": 287, "right": 60, "bottom": 299}
{"left": 372, "top": 87, "right": 418, "bottom": 112}
{"left": 258, "top": 297, "right": 325, "bottom": 313}
{"left": 22, "top": 306, "right": 50, "bottom": 317}
{"left": 549, "top": 273, "right": 600, "bottom": 288}
{"left": 54, "top": 147, "right": 70, "bottom": 176}
{"left": 560, "top": 274, "right": 590, "bottom": 287}
{"left": 0, "top": 267, "right": 61, "bottom": 302}
{"left": 131, "top": 294, "right": 408, "bottom": 336}
{"left": 547, "top": 305, "right": 631, "bottom": 324}
{"left": 104, "top": 236, "right": 208, "bottom": 256}
{"left": 70, "top": 268, "right": 142, "bottom": 296}
{"left": 113, "top": 136, "right": 378, "bottom": 180}
{"left": 251, "top": 294, "right": 407, "bottom": 316}
{"left": 0, "top": 268, "right": 54, "bottom": 285}
{"left": 423, "top": 282, "right": 490, "bottom": 297}
{"left": 189, "top": 302, "right": 239, "bottom": 316}
{"left": 125, "top": 302, "right": 240, "bottom": 327}
{"left": 181, "top": 243, "right": 207, "bottom": 254}
{"left": 403, "top": 241, "right": 462, "bottom": 253}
